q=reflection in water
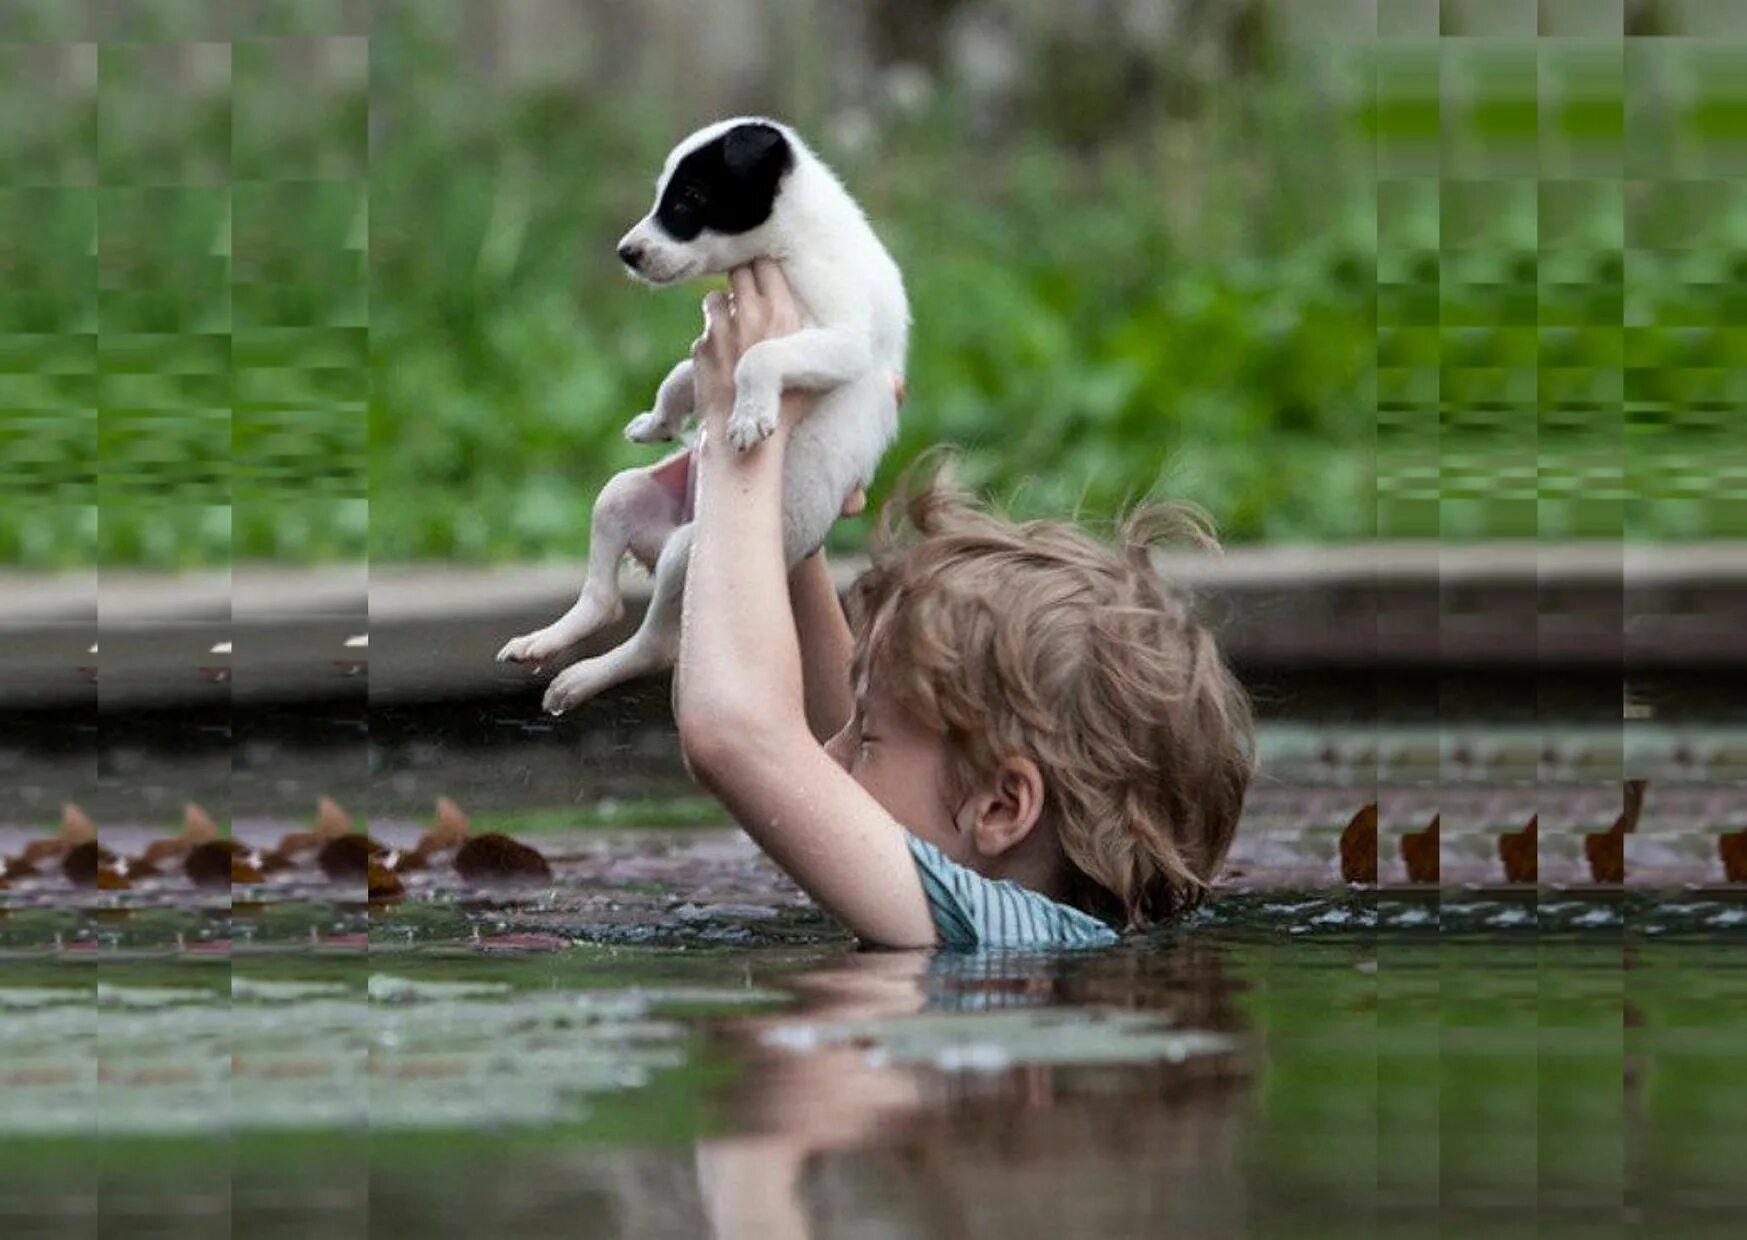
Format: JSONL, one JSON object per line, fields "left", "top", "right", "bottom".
{"left": 696, "top": 945, "right": 1250, "bottom": 1240}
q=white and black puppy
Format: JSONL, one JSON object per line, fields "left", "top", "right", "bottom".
{"left": 497, "top": 117, "right": 909, "bottom": 714}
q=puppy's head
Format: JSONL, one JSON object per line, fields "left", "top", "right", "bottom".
{"left": 616, "top": 118, "right": 795, "bottom": 285}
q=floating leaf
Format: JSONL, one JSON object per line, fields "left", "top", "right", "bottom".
{"left": 454, "top": 832, "right": 552, "bottom": 884}
{"left": 368, "top": 859, "right": 405, "bottom": 903}
{"left": 1498, "top": 816, "right": 1538, "bottom": 885}
{"left": 184, "top": 839, "right": 246, "bottom": 889}
{"left": 1400, "top": 815, "right": 1440, "bottom": 885}
{"left": 316, "top": 833, "right": 384, "bottom": 881}
{"left": 1720, "top": 830, "right": 1747, "bottom": 884}
{"left": 1582, "top": 781, "right": 1647, "bottom": 885}
{"left": 1339, "top": 802, "right": 1377, "bottom": 884}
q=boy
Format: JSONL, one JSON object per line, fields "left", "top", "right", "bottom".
{"left": 675, "top": 260, "right": 1254, "bottom": 950}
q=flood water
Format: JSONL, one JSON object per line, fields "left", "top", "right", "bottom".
{"left": 3, "top": 812, "right": 1745, "bottom": 1238}
{"left": 3, "top": 711, "right": 1745, "bottom": 1237}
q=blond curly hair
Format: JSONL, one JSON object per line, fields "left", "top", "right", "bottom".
{"left": 846, "top": 454, "right": 1256, "bottom": 931}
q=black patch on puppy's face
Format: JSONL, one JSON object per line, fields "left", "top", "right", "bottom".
{"left": 654, "top": 122, "right": 793, "bottom": 242}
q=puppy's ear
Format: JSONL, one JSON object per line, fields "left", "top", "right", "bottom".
{"left": 722, "top": 123, "right": 788, "bottom": 178}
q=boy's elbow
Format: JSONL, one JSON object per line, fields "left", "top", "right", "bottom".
{"left": 676, "top": 699, "right": 770, "bottom": 783}
{"left": 677, "top": 717, "right": 730, "bottom": 786}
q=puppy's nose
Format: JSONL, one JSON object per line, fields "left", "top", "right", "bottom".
{"left": 617, "top": 242, "right": 644, "bottom": 269}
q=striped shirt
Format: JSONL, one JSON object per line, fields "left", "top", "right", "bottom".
{"left": 905, "top": 833, "right": 1119, "bottom": 950}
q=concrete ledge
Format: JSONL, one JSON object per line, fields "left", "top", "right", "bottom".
{"left": 4, "top": 542, "right": 1745, "bottom": 708}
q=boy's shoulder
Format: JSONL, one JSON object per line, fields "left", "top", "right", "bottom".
{"left": 904, "top": 833, "right": 1119, "bottom": 951}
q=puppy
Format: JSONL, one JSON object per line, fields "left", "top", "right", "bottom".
{"left": 497, "top": 117, "right": 909, "bottom": 714}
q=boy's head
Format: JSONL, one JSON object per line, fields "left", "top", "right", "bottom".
{"left": 843, "top": 460, "right": 1255, "bottom": 931}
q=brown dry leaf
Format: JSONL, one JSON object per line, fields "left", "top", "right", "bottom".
{"left": 16, "top": 803, "right": 95, "bottom": 866}
{"left": 1584, "top": 827, "right": 1625, "bottom": 884}
{"left": 1400, "top": 815, "right": 1440, "bottom": 885}
{"left": 16, "top": 837, "right": 66, "bottom": 866}
{"left": 368, "top": 859, "right": 406, "bottom": 903}
{"left": 315, "top": 795, "right": 354, "bottom": 839}
{"left": 139, "top": 837, "right": 189, "bottom": 866}
{"left": 388, "top": 848, "right": 427, "bottom": 873}
{"left": 316, "top": 834, "right": 385, "bottom": 881}
{"left": 1720, "top": 830, "right": 1747, "bottom": 885}
{"left": 1339, "top": 803, "right": 1378, "bottom": 885}
{"left": 416, "top": 796, "right": 472, "bottom": 855}
{"left": 256, "top": 849, "right": 298, "bottom": 874}
{"left": 120, "top": 855, "right": 161, "bottom": 880}
{"left": 60, "top": 803, "right": 97, "bottom": 845}
{"left": 182, "top": 802, "right": 221, "bottom": 843}
{"left": 454, "top": 833, "right": 552, "bottom": 884}
{"left": 1498, "top": 816, "right": 1538, "bottom": 885}
{"left": 1, "top": 855, "right": 40, "bottom": 881}
{"left": 1581, "top": 781, "right": 1645, "bottom": 885}
{"left": 184, "top": 839, "right": 245, "bottom": 890}
{"left": 274, "top": 796, "right": 361, "bottom": 860}
{"left": 232, "top": 856, "right": 266, "bottom": 885}
{"left": 61, "top": 841, "right": 117, "bottom": 888}
{"left": 1619, "top": 780, "right": 1647, "bottom": 833}
{"left": 138, "top": 803, "right": 219, "bottom": 865}
{"left": 270, "top": 830, "right": 322, "bottom": 858}
{"left": 96, "top": 865, "right": 133, "bottom": 892}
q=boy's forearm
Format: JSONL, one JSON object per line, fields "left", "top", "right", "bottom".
{"left": 674, "top": 421, "right": 808, "bottom": 745}
{"left": 789, "top": 551, "right": 856, "bottom": 743}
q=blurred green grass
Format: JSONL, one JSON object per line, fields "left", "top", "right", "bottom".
{"left": 1, "top": 5, "right": 1741, "bottom": 569}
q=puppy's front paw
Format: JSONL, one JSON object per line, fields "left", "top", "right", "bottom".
{"left": 725, "top": 399, "right": 777, "bottom": 453}
{"left": 623, "top": 411, "right": 673, "bottom": 444}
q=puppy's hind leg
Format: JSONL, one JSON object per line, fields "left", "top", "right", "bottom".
{"left": 543, "top": 523, "right": 692, "bottom": 715}
{"left": 496, "top": 464, "right": 683, "bottom": 670}
{"left": 624, "top": 358, "right": 695, "bottom": 444}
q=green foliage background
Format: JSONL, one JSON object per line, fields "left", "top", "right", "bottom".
{"left": 1, "top": 1, "right": 1741, "bottom": 569}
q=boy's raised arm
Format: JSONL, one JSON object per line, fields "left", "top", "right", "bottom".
{"left": 672, "top": 265, "right": 934, "bottom": 950}
{"left": 789, "top": 549, "right": 857, "bottom": 745}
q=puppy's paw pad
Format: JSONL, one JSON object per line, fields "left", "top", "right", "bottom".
{"left": 725, "top": 411, "right": 777, "bottom": 453}
{"left": 624, "top": 412, "right": 673, "bottom": 444}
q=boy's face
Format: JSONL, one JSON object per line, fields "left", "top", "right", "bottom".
{"left": 835, "top": 687, "right": 973, "bottom": 866}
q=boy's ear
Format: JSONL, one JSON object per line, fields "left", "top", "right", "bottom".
{"left": 964, "top": 757, "right": 1047, "bottom": 859}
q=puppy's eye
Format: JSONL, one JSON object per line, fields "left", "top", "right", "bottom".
{"left": 677, "top": 184, "right": 706, "bottom": 209}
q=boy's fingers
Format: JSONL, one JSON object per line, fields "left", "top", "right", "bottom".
{"left": 728, "top": 266, "right": 762, "bottom": 349}
{"left": 698, "top": 292, "right": 734, "bottom": 369}
{"left": 751, "top": 257, "right": 781, "bottom": 302}
{"left": 840, "top": 487, "right": 867, "bottom": 517}
{"left": 729, "top": 265, "right": 758, "bottom": 305}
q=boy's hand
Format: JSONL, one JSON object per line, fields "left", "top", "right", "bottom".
{"left": 692, "top": 258, "right": 907, "bottom": 463}
{"left": 690, "top": 259, "right": 804, "bottom": 433}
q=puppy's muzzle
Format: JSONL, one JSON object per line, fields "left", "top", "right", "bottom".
{"left": 617, "top": 242, "right": 646, "bottom": 272}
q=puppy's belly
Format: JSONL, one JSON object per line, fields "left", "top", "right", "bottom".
{"left": 779, "top": 373, "right": 897, "bottom": 563}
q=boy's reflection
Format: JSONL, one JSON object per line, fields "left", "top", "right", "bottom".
{"left": 696, "top": 942, "right": 1248, "bottom": 1239}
